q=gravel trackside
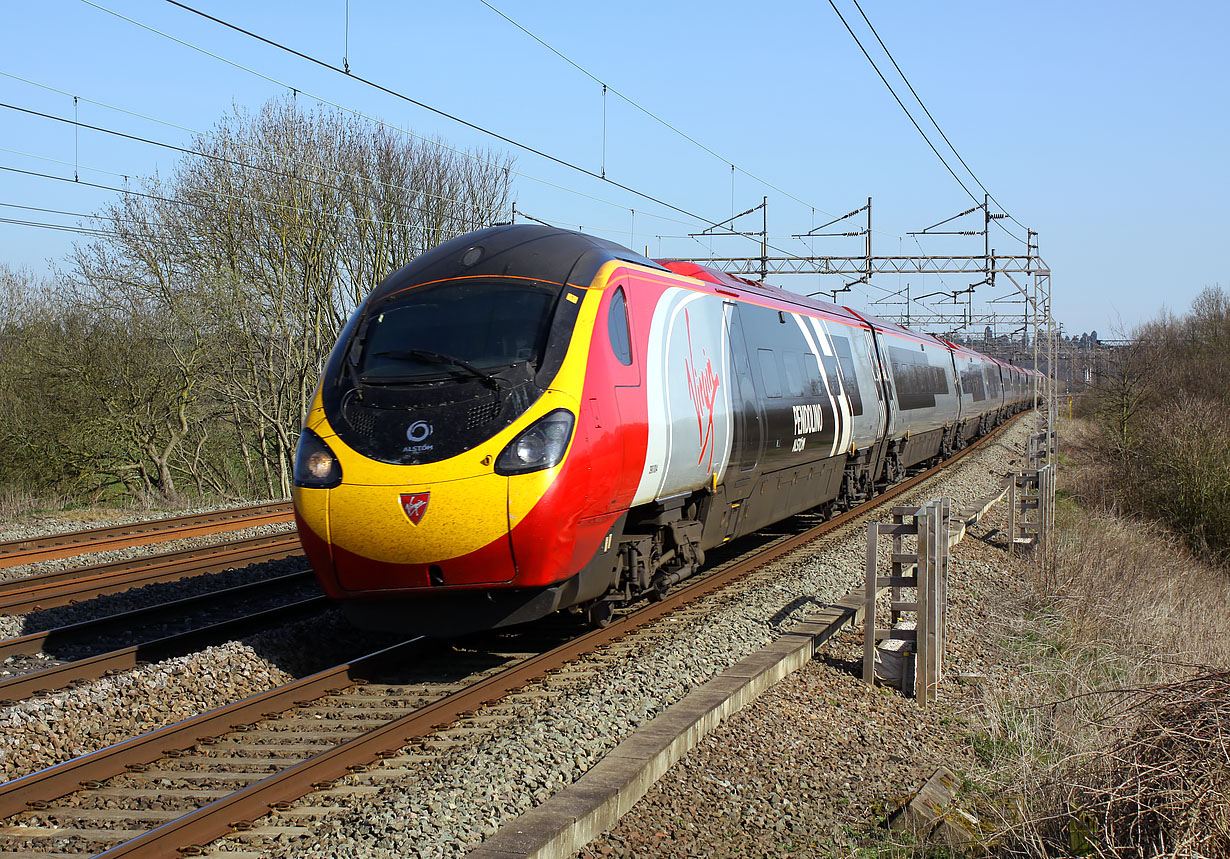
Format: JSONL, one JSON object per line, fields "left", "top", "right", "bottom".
{"left": 575, "top": 466, "right": 1036, "bottom": 857}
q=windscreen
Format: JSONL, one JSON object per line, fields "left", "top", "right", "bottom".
{"left": 359, "top": 280, "right": 562, "bottom": 381}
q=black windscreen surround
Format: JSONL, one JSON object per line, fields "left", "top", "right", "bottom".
{"left": 888, "top": 344, "right": 949, "bottom": 410}
{"left": 316, "top": 224, "right": 663, "bottom": 467}
{"left": 324, "top": 276, "right": 579, "bottom": 466}
{"left": 360, "top": 280, "right": 560, "bottom": 381}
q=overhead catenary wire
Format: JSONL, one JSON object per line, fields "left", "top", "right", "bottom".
{"left": 848, "top": 0, "right": 1030, "bottom": 236}
{"left": 68, "top": 6, "right": 701, "bottom": 233}
{"left": 0, "top": 215, "right": 116, "bottom": 237}
{"left": 0, "top": 106, "right": 736, "bottom": 260}
{"left": 148, "top": 0, "right": 824, "bottom": 264}
{"left": 0, "top": 102, "right": 510, "bottom": 225}
{"left": 1, "top": 200, "right": 135, "bottom": 221}
{"left": 1, "top": 69, "right": 704, "bottom": 231}
{"left": 62, "top": 2, "right": 901, "bottom": 261}
{"left": 4, "top": 2, "right": 1034, "bottom": 310}
{"left": 150, "top": 0, "right": 757, "bottom": 240}
{"left": 1, "top": 145, "right": 135, "bottom": 182}
{"left": 826, "top": 0, "right": 1025, "bottom": 245}
{"left": 0, "top": 163, "right": 488, "bottom": 236}
{"left": 477, "top": 0, "right": 851, "bottom": 224}
{"left": 1, "top": 70, "right": 501, "bottom": 212}
{"left": 0, "top": 201, "right": 195, "bottom": 245}
{"left": 0, "top": 105, "right": 722, "bottom": 252}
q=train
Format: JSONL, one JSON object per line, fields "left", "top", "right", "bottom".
{"left": 292, "top": 225, "right": 1039, "bottom": 635}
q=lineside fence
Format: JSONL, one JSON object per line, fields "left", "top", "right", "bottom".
{"left": 1008, "top": 466, "right": 1055, "bottom": 558}
{"left": 862, "top": 463, "right": 1057, "bottom": 705}
{"left": 863, "top": 499, "right": 950, "bottom": 705}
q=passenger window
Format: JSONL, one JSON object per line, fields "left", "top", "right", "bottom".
{"left": 830, "top": 335, "right": 864, "bottom": 416}
{"left": 782, "top": 351, "right": 807, "bottom": 397}
{"left": 757, "top": 348, "right": 782, "bottom": 398}
{"left": 608, "top": 287, "right": 633, "bottom": 365}
{"left": 802, "top": 352, "right": 825, "bottom": 397}
{"left": 820, "top": 354, "right": 842, "bottom": 398}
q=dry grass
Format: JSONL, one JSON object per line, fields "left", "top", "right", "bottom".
{"left": 0, "top": 485, "right": 209, "bottom": 532}
{"left": 1056, "top": 417, "right": 1118, "bottom": 511}
{"left": 0, "top": 486, "right": 80, "bottom": 530}
{"left": 969, "top": 483, "right": 1230, "bottom": 857}
{"left": 1073, "top": 672, "right": 1230, "bottom": 857}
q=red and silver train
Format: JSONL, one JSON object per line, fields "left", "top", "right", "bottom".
{"left": 292, "top": 225, "right": 1039, "bottom": 634}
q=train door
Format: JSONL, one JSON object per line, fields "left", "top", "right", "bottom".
{"left": 863, "top": 326, "right": 893, "bottom": 484}
{"left": 950, "top": 352, "right": 965, "bottom": 426}
{"left": 722, "top": 301, "right": 763, "bottom": 493}
{"left": 606, "top": 283, "right": 643, "bottom": 510}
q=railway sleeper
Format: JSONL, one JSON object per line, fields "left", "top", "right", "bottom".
{"left": 0, "top": 825, "right": 144, "bottom": 844}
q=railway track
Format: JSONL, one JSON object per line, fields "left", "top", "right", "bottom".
{"left": 0, "top": 571, "right": 317, "bottom": 665}
{"left": 0, "top": 503, "right": 293, "bottom": 570}
{"left": 0, "top": 534, "right": 303, "bottom": 616}
{"left": 0, "top": 416, "right": 1020, "bottom": 858}
{"left": 0, "top": 571, "right": 323, "bottom": 701}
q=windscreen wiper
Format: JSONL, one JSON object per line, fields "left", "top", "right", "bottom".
{"left": 369, "top": 349, "right": 500, "bottom": 390}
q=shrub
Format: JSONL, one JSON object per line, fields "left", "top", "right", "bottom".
{"left": 1088, "top": 286, "right": 1230, "bottom": 562}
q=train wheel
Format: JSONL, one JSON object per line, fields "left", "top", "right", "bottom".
{"left": 586, "top": 600, "right": 614, "bottom": 628}
{"left": 649, "top": 576, "right": 670, "bottom": 602}
{"left": 886, "top": 453, "right": 904, "bottom": 484}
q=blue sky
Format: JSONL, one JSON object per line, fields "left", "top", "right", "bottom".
{"left": 3, "top": 0, "right": 1228, "bottom": 337}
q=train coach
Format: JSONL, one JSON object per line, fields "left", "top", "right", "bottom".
{"left": 292, "top": 225, "right": 1036, "bottom": 634}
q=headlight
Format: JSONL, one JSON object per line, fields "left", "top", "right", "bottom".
{"left": 495, "top": 409, "right": 575, "bottom": 476}
{"left": 293, "top": 428, "right": 343, "bottom": 488}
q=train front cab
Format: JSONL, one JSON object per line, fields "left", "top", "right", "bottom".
{"left": 292, "top": 228, "right": 660, "bottom": 634}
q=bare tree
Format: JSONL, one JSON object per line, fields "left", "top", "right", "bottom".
{"left": 1093, "top": 335, "right": 1162, "bottom": 454}
{"left": 1087, "top": 286, "right": 1230, "bottom": 563}
{"left": 64, "top": 97, "right": 514, "bottom": 500}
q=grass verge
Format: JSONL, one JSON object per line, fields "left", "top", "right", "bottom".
{"left": 967, "top": 484, "right": 1230, "bottom": 856}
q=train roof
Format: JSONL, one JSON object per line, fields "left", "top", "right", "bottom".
{"left": 942, "top": 339, "right": 995, "bottom": 361}
{"left": 659, "top": 259, "right": 972, "bottom": 352}
{"left": 369, "top": 224, "right": 667, "bottom": 304}
{"left": 662, "top": 258, "right": 1041, "bottom": 375}
{"left": 657, "top": 260, "right": 870, "bottom": 328}
{"left": 372, "top": 225, "right": 1040, "bottom": 378}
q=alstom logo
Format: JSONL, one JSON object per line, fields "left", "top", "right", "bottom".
{"left": 793, "top": 403, "right": 824, "bottom": 435}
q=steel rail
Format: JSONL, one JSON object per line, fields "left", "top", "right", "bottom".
{"left": 0, "top": 596, "right": 328, "bottom": 701}
{"left": 0, "top": 534, "right": 303, "bottom": 616}
{"left": 0, "top": 638, "right": 428, "bottom": 819}
{"left": 0, "top": 570, "right": 314, "bottom": 662}
{"left": 0, "top": 502, "right": 293, "bottom": 569}
{"left": 0, "top": 533, "right": 299, "bottom": 595}
{"left": 92, "top": 412, "right": 1026, "bottom": 858}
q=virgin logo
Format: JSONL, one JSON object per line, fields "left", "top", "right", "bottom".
{"left": 399, "top": 492, "right": 430, "bottom": 525}
{"left": 684, "top": 309, "right": 721, "bottom": 470}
